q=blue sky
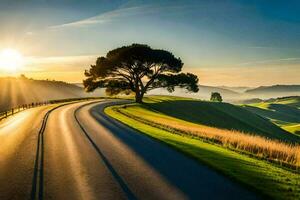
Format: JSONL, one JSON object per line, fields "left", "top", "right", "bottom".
{"left": 0, "top": 0, "right": 299, "bottom": 86}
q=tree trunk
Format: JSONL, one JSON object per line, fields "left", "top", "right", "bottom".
{"left": 135, "top": 92, "right": 144, "bottom": 103}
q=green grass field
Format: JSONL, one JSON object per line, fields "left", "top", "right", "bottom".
{"left": 268, "top": 96, "right": 300, "bottom": 108}
{"left": 105, "top": 96, "right": 300, "bottom": 199}
{"left": 244, "top": 96, "right": 300, "bottom": 136}
{"left": 142, "top": 96, "right": 300, "bottom": 143}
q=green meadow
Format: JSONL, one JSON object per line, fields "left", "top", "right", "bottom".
{"left": 243, "top": 96, "right": 300, "bottom": 136}
{"left": 143, "top": 96, "right": 300, "bottom": 143}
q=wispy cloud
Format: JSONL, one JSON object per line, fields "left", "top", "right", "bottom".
{"left": 247, "top": 46, "right": 281, "bottom": 49}
{"left": 49, "top": 4, "right": 192, "bottom": 29}
{"left": 238, "top": 57, "right": 300, "bottom": 66}
{"left": 247, "top": 46, "right": 300, "bottom": 51}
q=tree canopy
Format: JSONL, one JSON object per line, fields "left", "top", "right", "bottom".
{"left": 83, "top": 44, "right": 199, "bottom": 102}
{"left": 210, "top": 92, "right": 223, "bottom": 102}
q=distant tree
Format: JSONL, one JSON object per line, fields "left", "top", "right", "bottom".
{"left": 83, "top": 44, "right": 199, "bottom": 103}
{"left": 210, "top": 92, "right": 222, "bottom": 102}
{"left": 19, "top": 74, "right": 27, "bottom": 79}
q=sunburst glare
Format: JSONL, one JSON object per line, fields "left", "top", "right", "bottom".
{"left": 0, "top": 48, "right": 24, "bottom": 73}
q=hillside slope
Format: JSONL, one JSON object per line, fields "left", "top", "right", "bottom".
{"left": 265, "top": 96, "right": 300, "bottom": 108}
{"left": 144, "top": 96, "right": 300, "bottom": 143}
{"left": 244, "top": 96, "right": 300, "bottom": 136}
{"left": 0, "top": 77, "right": 103, "bottom": 112}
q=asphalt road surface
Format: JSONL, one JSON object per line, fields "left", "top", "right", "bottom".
{"left": 0, "top": 100, "right": 259, "bottom": 200}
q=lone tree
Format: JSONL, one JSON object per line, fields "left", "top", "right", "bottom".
{"left": 210, "top": 92, "right": 223, "bottom": 102}
{"left": 83, "top": 44, "right": 199, "bottom": 103}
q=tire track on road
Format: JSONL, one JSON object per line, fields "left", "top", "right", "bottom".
{"left": 30, "top": 102, "right": 81, "bottom": 200}
{"left": 74, "top": 102, "right": 137, "bottom": 200}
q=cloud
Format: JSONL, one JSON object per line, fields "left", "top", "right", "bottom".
{"left": 49, "top": 4, "right": 192, "bottom": 29}
{"left": 238, "top": 57, "right": 300, "bottom": 66}
{"left": 247, "top": 46, "right": 300, "bottom": 51}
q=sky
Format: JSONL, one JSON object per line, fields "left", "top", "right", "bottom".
{"left": 0, "top": 0, "right": 299, "bottom": 86}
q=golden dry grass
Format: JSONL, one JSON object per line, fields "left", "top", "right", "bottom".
{"left": 116, "top": 106, "right": 300, "bottom": 168}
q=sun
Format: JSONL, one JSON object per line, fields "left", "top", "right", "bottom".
{"left": 0, "top": 48, "right": 24, "bottom": 72}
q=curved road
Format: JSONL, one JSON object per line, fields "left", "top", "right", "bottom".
{"left": 0, "top": 100, "right": 259, "bottom": 200}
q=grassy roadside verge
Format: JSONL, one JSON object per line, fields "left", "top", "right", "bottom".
{"left": 105, "top": 105, "right": 300, "bottom": 200}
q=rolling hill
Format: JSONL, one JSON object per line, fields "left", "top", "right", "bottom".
{"left": 0, "top": 76, "right": 103, "bottom": 112}
{"left": 143, "top": 96, "right": 300, "bottom": 143}
{"left": 265, "top": 96, "right": 300, "bottom": 107}
{"left": 243, "top": 96, "right": 300, "bottom": 136}
{"left": 149, "top": 84, "right": 300, "bottom": 102}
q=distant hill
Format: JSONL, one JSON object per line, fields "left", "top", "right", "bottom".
{"left": 147, "top": 84, "right": 300, "bottom": 102}
{"left": 218, "top": 86, "right": 252, "bottom": 93}
{"left": 245, "top": 85, "right": 300, "bottom": 96}
{"left": 198, "top": 85, "right": 239, "bottom": 95}
{"left": 0, "top": 77, "right": 103, "bottom": 112}
{"left": 148, "top": 85, "right": 240, "bottom": 101}
{"left": 76, "top": 84, "right": 300, "bottom": 101}
{"left": 196, "top": 85, "right": 240, "bottom": 100}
